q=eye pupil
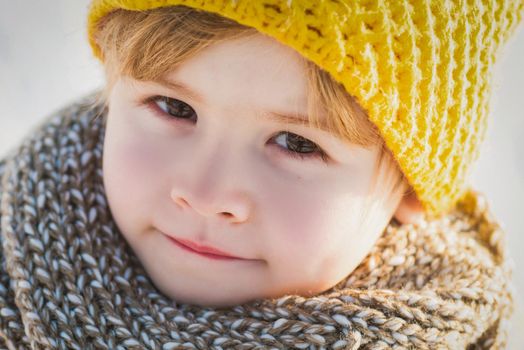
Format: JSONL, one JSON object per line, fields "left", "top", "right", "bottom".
{"left": 162, "top": 97, "right": 196, "bottom": 120}
{"left": 286, "top": 132, "right": 316, "bottom": 153}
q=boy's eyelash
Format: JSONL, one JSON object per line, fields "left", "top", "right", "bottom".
{"left": 271, "top": 132, "right": 329, "bottom": 164}
{"left": 142, "top": 95, "right": 197, "bottom": 123}
{"left": 140, "top": 95, "right": 329, "bottom": 164}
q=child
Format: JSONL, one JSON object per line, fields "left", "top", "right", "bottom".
{"left": 0, "top": 0, "right": 522, "bottom": 349}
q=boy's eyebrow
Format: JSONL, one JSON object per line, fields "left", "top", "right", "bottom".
{"left": 156, "top": 77, "right": 205, "bottom": 104}
{"left": 153, "top": 77, "right": 331, "bottom": 132}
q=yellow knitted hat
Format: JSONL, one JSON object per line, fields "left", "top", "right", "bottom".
{"left": 86, "top": 0, "right": 523, "bottom": 218}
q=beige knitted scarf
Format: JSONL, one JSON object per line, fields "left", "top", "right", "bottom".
{"left": 0, "top": 93, "right": 515, "bottom": 349}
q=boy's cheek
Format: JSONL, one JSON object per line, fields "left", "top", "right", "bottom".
{"left": 102, "top": 134, "right": 168, "bottom": 227}
{"left": 266, "top": 193, "right": 344, "bottom": 257}
{"left": 105, "top": 132, "right": 168, "bottom": 182}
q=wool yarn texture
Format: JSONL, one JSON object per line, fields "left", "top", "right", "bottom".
{"left": 87, "top": 0, "right": 524, "bottom": 218}
{"left": 0, "top": 93, "right": 515, "bottom": 349}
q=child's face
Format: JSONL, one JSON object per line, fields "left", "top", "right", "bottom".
{"left": 103, "top": 33, "right": 396, "bottom": 307}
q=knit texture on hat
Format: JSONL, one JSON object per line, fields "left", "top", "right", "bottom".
{"left": 0, "top": 93, "right": 515, "bottom": 349}
{"left": 87, "top": 0, "right": 524, "bottom": 218}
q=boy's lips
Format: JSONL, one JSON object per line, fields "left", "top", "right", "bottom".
{"left": 172, "top": 237, "right": 240, "bottom": 258}
{"left": 161, "top": 231, "right": 257, "bottom": 261}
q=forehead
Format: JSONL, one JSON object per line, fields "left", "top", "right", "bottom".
{"left": 165, "top": 33, "right": 309, "bottom": 111}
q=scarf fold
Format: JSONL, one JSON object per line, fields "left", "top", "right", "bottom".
{"left": 0, "top": 93, "right": 514, "bottom": 349}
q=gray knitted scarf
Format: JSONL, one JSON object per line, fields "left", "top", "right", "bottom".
{"left": 0, "top": 93, "right": 514, "bottom": 349}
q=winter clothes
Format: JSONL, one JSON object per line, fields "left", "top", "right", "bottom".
{"left": 0, "top": 94, "right": 514, "bottom": 349}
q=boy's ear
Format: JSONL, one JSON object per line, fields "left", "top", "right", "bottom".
{"left": 393, "top": 190, "right": 425, "bottom": 225}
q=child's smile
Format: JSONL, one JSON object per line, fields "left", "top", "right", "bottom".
{"left": 162, "top": 230, "right": 263, "bottom": 261}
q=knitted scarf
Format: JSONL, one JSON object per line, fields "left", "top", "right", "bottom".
{"left": 0, "top": 93, "right": 514, "bottom": 350}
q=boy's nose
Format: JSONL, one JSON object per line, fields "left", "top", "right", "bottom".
{"left": 168, "top": 133, "right": 254, "bottom": 224}
{"left": 169, "top": 167, "right": 252, "bottom": 224}
{"left": 170, "top": 193, "right": 250, "bottom": 224}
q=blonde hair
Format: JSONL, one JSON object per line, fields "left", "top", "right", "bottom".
{"left": 91, "top": 5, "right": 411, "bottom": 213}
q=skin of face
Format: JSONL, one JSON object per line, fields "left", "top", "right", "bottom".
{"left": 102, "top": 33, "right": 406, "bottom": 308}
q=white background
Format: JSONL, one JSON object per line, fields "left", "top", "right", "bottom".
{"left": 1, "top": 1, "right": 523, "bottom": 348}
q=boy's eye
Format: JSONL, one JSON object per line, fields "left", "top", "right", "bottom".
{"left": 270, "top": 132, "right": 328, "bottom": 163}
{"left": 150, "top": 96, "right": 197, "bottom": 122}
